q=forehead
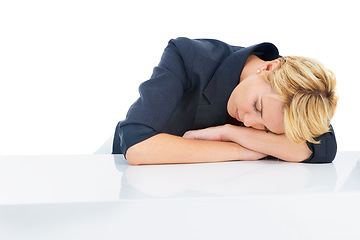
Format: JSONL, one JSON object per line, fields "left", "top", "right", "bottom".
{"left": 262, "top": 94, "right": 285, "bottom": 134}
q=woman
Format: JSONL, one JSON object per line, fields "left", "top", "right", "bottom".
{"left": 112, "top": 37, "right": 338, "bottom": 165}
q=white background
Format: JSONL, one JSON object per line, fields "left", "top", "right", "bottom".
{"left": 0, "top": 0, "right": 358, "bottom": 155}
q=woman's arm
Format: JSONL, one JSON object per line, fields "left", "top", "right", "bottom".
{"left": 183, "top": 124, "right": 312, "bottom": 163}
{"left": 126, "top": 133, "right": 267, "bottom": 165}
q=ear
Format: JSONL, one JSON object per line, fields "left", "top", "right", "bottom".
{"left": 260, "top": 60, "right": 280, "bottom": 72}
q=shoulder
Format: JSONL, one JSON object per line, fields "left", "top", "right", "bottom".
{"left": 302, "top": 125, "right": 337, "bottom": 164}
{"left": 169, "top": 37, "right": 235, "bottom": 61}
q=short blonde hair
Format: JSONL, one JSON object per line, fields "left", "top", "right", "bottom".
{"left": 265, "top": 56, "right": 338, "bottom": 144}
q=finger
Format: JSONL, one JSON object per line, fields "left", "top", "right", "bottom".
{"left": 183, "top": 131, "right": 196, "bottom": 139}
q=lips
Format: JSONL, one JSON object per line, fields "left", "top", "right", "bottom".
{"left": 235, "top": 109, "right": 241, "bottom": 122}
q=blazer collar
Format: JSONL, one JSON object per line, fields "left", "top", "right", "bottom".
{"left": 203, "top": 42, "right": 279, "bottom": 104}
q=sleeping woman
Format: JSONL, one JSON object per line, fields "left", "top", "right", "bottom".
{"left": 112, "top": 37, "right": 338, "bottom": 165}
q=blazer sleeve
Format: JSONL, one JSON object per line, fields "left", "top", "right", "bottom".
{"left": 301, "top": 125, "right": 337, "bottom": 163}
{"left": 113, "top": 38, "right": 194, "bottom": 155}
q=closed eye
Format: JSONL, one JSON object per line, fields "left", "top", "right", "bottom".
{"left": 255, "top": 99, "right": 271, "bottom": 134}
{"left": 253, "top": 100, "right": 260, "bottom": 113}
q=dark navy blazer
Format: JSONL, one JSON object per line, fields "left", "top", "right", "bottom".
{"left": 113, "top": 37, "right": 337, "bottom": 163}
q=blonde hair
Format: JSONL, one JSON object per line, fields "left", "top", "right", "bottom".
{"left": 264, "top": 56, "right": 338, "bottom": 144}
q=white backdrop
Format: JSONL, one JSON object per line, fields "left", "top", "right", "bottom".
{"left": 0, "top": 0, "right": 359, "bottom": 155}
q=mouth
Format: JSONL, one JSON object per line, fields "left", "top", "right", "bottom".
{"left": 235, "top": 109, "right": 241, "bottom": 122}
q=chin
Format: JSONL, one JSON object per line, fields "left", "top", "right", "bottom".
{"left": 226, "top": 105, "right": 233, "bottom": 117}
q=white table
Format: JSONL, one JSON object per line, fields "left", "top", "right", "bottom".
{"left": 1, "top": 152, "right": 359, "bottom": 240}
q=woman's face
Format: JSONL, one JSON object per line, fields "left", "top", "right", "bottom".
{"left": 227, "top": 74, "right": 285, "bottom": 134}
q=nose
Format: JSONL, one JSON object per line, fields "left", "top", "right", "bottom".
{"left": 243, "top": 114, "right": 262, "bottom": 129}
{"left": 243, "top": 114, "right": 255, "bottom": 127}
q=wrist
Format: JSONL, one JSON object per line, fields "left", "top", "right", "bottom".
{"left": 222, "top": 124, "right": 238, "bottom": 142}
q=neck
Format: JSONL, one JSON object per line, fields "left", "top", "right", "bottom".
{"left": 239, "top": 54, "right": 265, "bottom": 82}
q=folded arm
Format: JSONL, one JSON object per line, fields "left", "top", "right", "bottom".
{"left": 183, "top": 124, "right": 312, "bottom": 162}
{"left": 125, "top": 133, "right": 267, "bottom": 165}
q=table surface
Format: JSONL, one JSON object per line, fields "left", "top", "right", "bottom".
{"left": 1, "top": 152, "right": 359, "bottom": 240}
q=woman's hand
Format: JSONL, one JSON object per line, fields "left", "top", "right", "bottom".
{"left": 183, "top": 125, "right": 230, "bottom": 141}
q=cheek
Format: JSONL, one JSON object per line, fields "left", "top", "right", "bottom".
{"left": 275, "top": 112, "right": 285, "bottom": 133}
{"left": 228, "top": 83, "right": 251, "bottom": 116}
{"left": 233, "top": 91, "right": 250, "bottom": 114}
{"left": 236, "top": 100, "right": 246, "bottom": 114}
{"left": 269, "top": 115, "right": 285, "bottom": 134}
{"left": 264, "top": 99, "right": 285, "bottom": 133}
